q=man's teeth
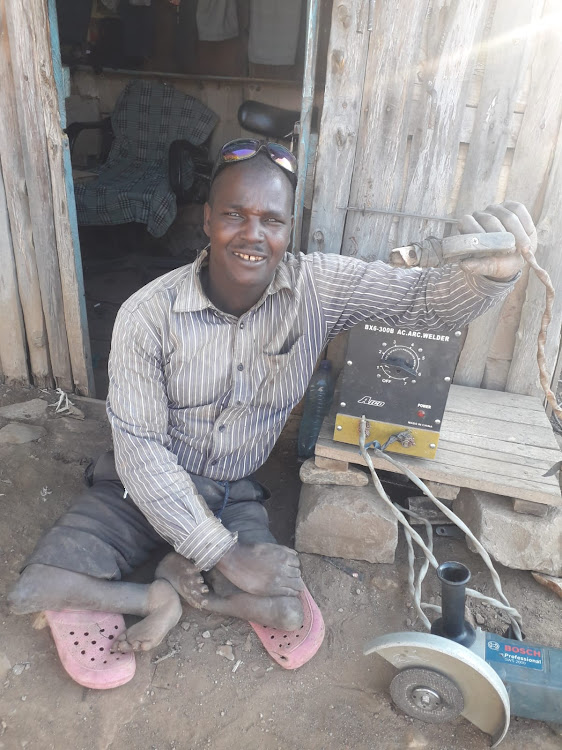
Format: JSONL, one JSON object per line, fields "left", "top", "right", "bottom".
{"left": 235, "top": 252, "right": 263, "bottom": 262}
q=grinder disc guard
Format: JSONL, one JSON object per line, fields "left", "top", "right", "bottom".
{"left": 365, "top": 631, "right": 510, "bottom": 747}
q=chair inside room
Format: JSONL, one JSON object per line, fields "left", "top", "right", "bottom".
{"left": 67, "top": 78, "right": 217, "bottom": 239}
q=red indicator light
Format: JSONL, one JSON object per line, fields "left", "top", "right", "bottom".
{"left": 417, "top": 410, "right": 426, "bottom": 418}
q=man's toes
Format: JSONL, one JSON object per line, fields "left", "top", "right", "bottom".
{"left": 112, "top": 639, "right": 133, "bottom": 653}
{"left": 277, "top": 599, "right": 304, "bottom": 630}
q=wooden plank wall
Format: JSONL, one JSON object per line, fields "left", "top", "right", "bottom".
{"left": 0, "top": 0, "right": 94, "bottom": 394}
{"left": 310, "top": 0, "right": 562, "bottom": 397}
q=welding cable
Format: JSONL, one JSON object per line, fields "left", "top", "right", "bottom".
{"left": 396, "top": 504, "right": 434, "bottom": 630}
{"left": 518, "top": 244, "right": 562, "bottom": 423}
{"left": 358, "top": 417, "right": 524, "bottom": 639}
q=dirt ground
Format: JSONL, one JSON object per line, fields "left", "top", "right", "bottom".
{"left": 0, "top": 384, "right": 561, "bottom": 750}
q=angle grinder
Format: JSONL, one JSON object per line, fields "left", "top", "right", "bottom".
{"left": 365, "top": 561, "right": 562, "bottom": 747}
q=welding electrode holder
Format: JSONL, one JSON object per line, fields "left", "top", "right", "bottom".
{"left": 430, "top": 561, "right": 476, "bottom": 648}
{"left": 389, "top": 232, "right": 516, "bottom": 268}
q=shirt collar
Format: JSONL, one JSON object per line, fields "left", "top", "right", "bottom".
{"left": 173, "top": 247, "right": 294, "bottom": 314}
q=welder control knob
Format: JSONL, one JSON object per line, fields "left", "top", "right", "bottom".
{"left": 379, "top": 345, "right": 420, "bottom": 381}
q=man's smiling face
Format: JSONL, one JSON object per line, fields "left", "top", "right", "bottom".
{"left": 203, "top": 155, "right": 294, "bottom": 313}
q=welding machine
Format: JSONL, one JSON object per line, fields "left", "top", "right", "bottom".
{"left": 333, "top": 232, "right": 516, "bottom": 459}
{"left": 334, "top": 323, "right": 463, "bottom": 459}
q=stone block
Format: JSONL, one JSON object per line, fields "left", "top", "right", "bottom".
{"left": 423, "top": 480, "right": 460, "bottom": 501}
{"left": 407, "top": 496, "right": 449, "bottom": 525}
{"left": 0, "top": 423, "right": 46, "bottom": 444}
{"left": 531, "top": 572, "right": 562, "bottom": 599}
{"left": 512, "top": 499, "right": 550, "bottom": 517}
{"left": 299, "top": 458, "right": 368, "bottom": 487}
{"left": 295, "top": 484, "right": 398, "bottom": 563}
{"left": 453, "top": 489, "right": 562, "bottom": 576}
{"left": 315, "top": 455, "right": 348, "bottom": 472}
{"left": 0, "top": 398, "right": 47, "bottom": 420}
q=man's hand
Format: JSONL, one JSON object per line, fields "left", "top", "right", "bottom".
{"left": 215, "top": 542, "right": 304, "bottom": 597}
{"left": 458, "top": 201, "right": 537, "bottom": 281}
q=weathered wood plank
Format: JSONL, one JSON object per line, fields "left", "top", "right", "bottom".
{"left": 4, "top": 0, "right": 73, "bottom": 391}
{"left": 440, "top": 433, "right": 559, "bottom": 467}
{"left": 306, "top": 0, "right": 370, "bottom": 254}
{"left": 453, "top": 0, "right": 539, "bottom": 387}
{"left": 0, "top": 0, "right": 50, "bottom": 387}
{"left": 445, "top": 401, "right": 546, "bottom": 426}
{"left": 506, "top": 125, "right": 562, "bottom": 396}
{"left": 441, "top": 411, "right": 554, "bottom": 446}
{"left": 0, "top": 163, "right": 28, "bottom": 384}
{"left": 445, "top": 383, "right": 544, "bottom": 411}
{"left": 397, "top": 0, "right": 488, "bottom": 247}
{"left": 433, "top": 446, "right": 556, "bottom": 485}
{"left": 340, "top": 0, "right": 431, "bottom": 260}
{"left": 486, "top": 0, "right": 562, "bottom": 392}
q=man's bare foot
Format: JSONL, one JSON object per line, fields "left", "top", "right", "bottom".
{"left": 155, "top": 553, "right": 211, "bottom": 610}
{"left": 112, "top": 580, "right": 182, "bottom": 653}
{"left": 156, "top": 552, "right": 304, "bottom": 630}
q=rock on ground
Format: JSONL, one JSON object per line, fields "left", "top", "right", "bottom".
{"left": 295, "top": 483, "right": 398, "bottom": 563}
{"left": 0, "top": 398, "right": 48, "bottom": 420}
{"left": 453, "top": 489, "right": 562, "bottom": 576}
{"left": 0, "top": 423, "right": 46, "bottom": 445}
{"left": 299, "top": 458, "right": 368, "bottom": 486}
{"left": 531, "top": 572, "right": 562, "bottom": 599}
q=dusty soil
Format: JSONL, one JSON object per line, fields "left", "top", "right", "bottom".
{"left": 0, "top": 384, "right": 561, "bottom": 750}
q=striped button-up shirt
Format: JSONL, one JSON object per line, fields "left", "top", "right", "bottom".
{"left": 107, "top": 249, "right": 515, "bottom": 570}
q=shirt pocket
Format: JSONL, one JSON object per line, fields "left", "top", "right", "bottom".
{"left": 255, "top": 335, "right": 314, "bottom": 410}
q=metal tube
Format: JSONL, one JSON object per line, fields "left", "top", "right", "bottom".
{"left": 431, "top": 561, "right": 476, "bottom": 647}
{"left": 292, "top": 0, "right": 320, "bottom": 253}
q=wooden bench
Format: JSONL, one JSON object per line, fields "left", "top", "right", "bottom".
{"left": 315, "top": 384, "right": 562, "bottom": 513}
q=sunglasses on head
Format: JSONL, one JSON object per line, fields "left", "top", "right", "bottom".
{"left": 211, "top": 139, "right": 298, "bottom": 186}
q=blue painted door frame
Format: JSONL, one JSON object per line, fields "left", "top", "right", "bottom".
{"left": 47, "top": 0, "right": 95, "bottom": 396}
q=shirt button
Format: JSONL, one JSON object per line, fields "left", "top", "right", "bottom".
{"left": 239, "top": 322, "right": 245, "bottom": 329}
{"left": 237, "top": 363, "right": 244, "bottom": 371}
{"left": 236, "top": 400, "right": 242, "bottom": 405}
{"left": 211, "top": 460, "right": 218, "bottom": 466}
{"left": 218, "top": 425, "right": 225, "bottom": 432}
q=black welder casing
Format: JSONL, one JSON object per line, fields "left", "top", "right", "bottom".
{"left": 334, "top": 321, "right": 464, "bottom": 459}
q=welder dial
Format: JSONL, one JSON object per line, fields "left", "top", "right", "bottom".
{"left": 380, "top": 345, "right": 420, "bottom": 380}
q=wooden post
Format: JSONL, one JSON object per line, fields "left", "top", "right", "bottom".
{"left": 0, "top": 0, "right": 51, "bottom": 387}
{"left": 45, "top": 0, "right": 94, "bottom": 395}
{"left": 341, "top": 0, "right": 431, "bottom": 260}
{"left": 453, "top": 0, "right": 539, "bottom": 387}
{"left": 4, "top": 0, "right": 73, "bottom": 392}
{"left": 307, "top": 0, "right": 370, "bottom": 255}
{"left": 397, "top": 0, "right": 489, "bottom": 247}
{"left": 0, "top": 164, "right": 29, "bottom": 385}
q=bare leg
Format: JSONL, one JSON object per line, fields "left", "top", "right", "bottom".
{"left": 8, "top": 563, "right": 185, "bottom": 653}
{"left": 156, "top": 552, "right": 304, "bottom": 630}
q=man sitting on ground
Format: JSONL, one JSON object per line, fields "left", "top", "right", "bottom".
{"left": 8, "top": 139, "right": 536, "bottom": 688}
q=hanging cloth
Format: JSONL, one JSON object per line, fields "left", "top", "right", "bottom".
{"left": 196, "top": 0, "right": 238, "bottom": 42}
{"left": 248, "top": 0, "right": 302, "bottom": 66}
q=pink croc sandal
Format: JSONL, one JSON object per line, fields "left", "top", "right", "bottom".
{"left": 44, "top": 610, "right": 136, "bottom": 689}
{"left": 249, "top": 585, "right": 325, "bottom": 669}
